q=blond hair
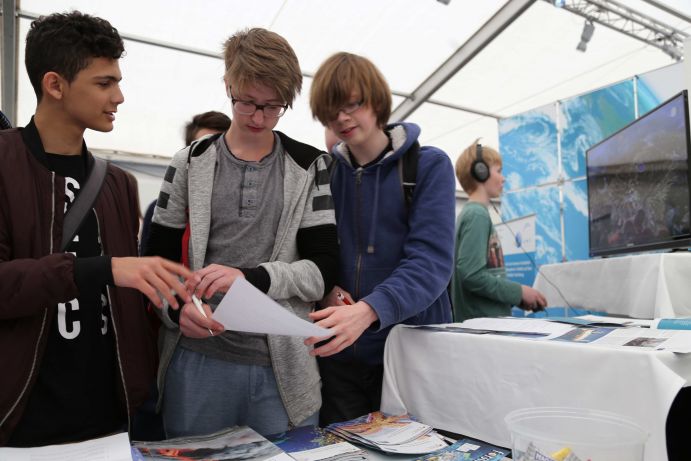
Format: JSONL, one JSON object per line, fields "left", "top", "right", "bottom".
{"left": 455, "top": 139, "right": 502, "bottom": 194}
{"left": 310, "top": 52, "right": 391, "bottom": 128}
{"left": 223, "top": 28, "right": 302, "bottom": 106}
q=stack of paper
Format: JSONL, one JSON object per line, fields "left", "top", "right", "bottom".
{"left": 132, "top": 426, "right": 293, "bottom": 461}
{"left": 0, "top": 432, "right": 133, "bottom": 461}
{"left": 325, "top": 412, "right": 448, "bottom": 454}
{"left": 267, "top": 425, "right": 368, "bottom": 461}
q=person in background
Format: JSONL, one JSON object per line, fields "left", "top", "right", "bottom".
{"left": 144, "top": 27, "right": 338, "bottom": 437}
{"left": 139, "top": 111, "right": 231, "bottom": 256}
{"left": 451, "top": 141, "right": 546, "bottom": 322}
{"left": 0, "top": 11, "right": 195, "bottom": 447}
{"left": 184, "top": 110, "right": 231, "bottom": 146}
{"left": 306, "top": 52, "right": 456, "bottom": 425}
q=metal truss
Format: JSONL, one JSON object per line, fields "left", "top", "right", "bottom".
{"left": 548, "top": 0, "right": 689, "bottom": 60}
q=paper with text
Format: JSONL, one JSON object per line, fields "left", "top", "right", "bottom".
{"left": 0, "top": 432, "right": 132, "bottom": 461}
{"left": 212, "top": 277, "right": 333, "bottom": 337}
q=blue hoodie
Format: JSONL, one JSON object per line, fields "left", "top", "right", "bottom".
{"left": 329, "top": 122, "right": 456, "bottom": 365}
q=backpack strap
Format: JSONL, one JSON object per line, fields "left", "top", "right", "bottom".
{"left": 398, "top": 141, "right": 420, "bottom": 212}
{"left": 61, "top": 157, "right": 108, "bottom": 251}
{"left": 0, "top": 110, "right": 12, "bottom": 130}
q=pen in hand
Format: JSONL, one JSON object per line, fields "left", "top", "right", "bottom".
{"left": 191, "top": 294, "right": 215, "bottom": 337}
{"left": 336, "top": 291, "right": 352, "bottom": 305}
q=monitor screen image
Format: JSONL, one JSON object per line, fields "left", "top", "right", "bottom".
{"left": 586, "top": 90, "right": 691, "bottom": 257}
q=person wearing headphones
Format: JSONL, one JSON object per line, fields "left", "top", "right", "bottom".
{"left": 452, "top": 140, "right": 546, "bottom": 322}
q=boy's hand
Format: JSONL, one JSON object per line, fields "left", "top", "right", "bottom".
{"left": 304, "top": 301, "right": 378, "bottom": 357}
{"left": 186, "top": 264, "right": 245, "bottom": 299}
{"left": 111, "top": 256, "right": 196, "bottom": 309}
{"left": 179, "top": 301, "right": 225, "bottom": 338}
{"left": 320, "top": 285, "right": 352, "bottom": 308}
{"left": 520, "top": 285, "right": 547, "bottom": 311}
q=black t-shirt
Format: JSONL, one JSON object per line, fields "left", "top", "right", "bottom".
{"left": 347, "top": 134, "right": 393, "bottom": 169}
{"left": 8, "top": 153, "right": 124, "bottom": 447}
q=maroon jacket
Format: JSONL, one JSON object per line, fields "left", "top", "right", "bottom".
{"left": 0, "top": 128, "right": 157, "bottom": 444}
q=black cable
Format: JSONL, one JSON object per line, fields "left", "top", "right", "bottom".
{"left": 491, "top": 203, "right": 576, "bottom": 314}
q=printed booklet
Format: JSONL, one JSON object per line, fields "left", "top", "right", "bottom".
{"left": 325, "top": 412, "right": 448, "bottom": 454}
{"left": 132, "top": 426, "right": 293, "bottom": 461}
{"left": 267, "top": 425, "right": 368, "bottom": 461}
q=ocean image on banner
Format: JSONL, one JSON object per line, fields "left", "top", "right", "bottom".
{"left": 563, "top": 179, "right": 588, "bottom": 261}
{"left": 497, "top": 63, "right": 683, "bottom": 282}
{"left": 498, "top": 103, "right": 558, "bottom": 191}
{"left": 559, "top": 80, "right": 636, "bottom": 180}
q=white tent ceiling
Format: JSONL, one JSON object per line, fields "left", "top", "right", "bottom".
{"left": 2, "top": 0, "right": 691, "bottom": 167}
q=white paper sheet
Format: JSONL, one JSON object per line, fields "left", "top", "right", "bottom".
{"left": 458, "top": 317, "right": 574, "bottom": 339}
{"left": 0, "top": 432, "right": 132, "bottom": 461}
{"left": 212, "top": 277, "right": 333, "bottom": 337}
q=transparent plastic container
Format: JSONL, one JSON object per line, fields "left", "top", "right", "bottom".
{"left": 505, "top": 407, "right": 648, "bottom": 461}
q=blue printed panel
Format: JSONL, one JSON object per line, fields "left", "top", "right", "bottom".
{"left": 504, "top": 253, "right": 537, "bottom": 287}
{"left": 559, "top": 80, "right": 635, "bottom": 180}
{"left": 563, "top": 179, "right": 589, "bottom": 261}
{"left": 498, "top": 104, "right": 558, "bottom": 191}
{"left": 502, "top": 186, "right": 561, "bottom": 267}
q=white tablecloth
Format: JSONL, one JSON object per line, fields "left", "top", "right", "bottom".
{"left": 381, "top": 325, "right": 691, "bottom": 461}
{"left": 533, "top": 253, "right": 691, "bottom": 318}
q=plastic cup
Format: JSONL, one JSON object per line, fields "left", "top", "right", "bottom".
{"left": 505, "top": 407, "right": 648, "bottom": 461}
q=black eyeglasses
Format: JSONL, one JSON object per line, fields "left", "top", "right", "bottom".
{"left": 337, "top": 100, "right": 363, "bottom": 116}
{"left": 229, "top": 89, "right": 288, "bottom": 118}
{"left": 329, "top": 100, "right": 364, "bottom": 121}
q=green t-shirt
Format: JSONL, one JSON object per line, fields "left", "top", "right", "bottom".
{"left": 451, "top": 201, "right": 522, "bottom": 322}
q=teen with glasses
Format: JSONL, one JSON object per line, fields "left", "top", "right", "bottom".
{"left": 306, "top": 52, "right": 456, "bottom": 425}
{"left": 144, "top": 28, "right": 338, "bottom": 437}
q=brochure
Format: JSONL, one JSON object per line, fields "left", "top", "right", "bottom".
{"left": 267, "top": 425, "right": 368, "bottom": 461}
{"left": 133, "top": 426, "right": 293, "bottom": 461}
{"left": 325, "top": 412, "right": 447, "bottom": 454}
{"left": 451, "top": 318, "right": 574, "bottom": 339}
{"left": 412, "top": 438, "right": 508, "bottom": 461}
{"left": 551, "top": 326, "right": 615, "bottom": 344}
{"left": 410, "top": 325, "right": 549, "bottom": 338}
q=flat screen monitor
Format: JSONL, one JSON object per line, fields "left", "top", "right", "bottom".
{"left": 586, "top": 90, "right": 691, "bottom": 257}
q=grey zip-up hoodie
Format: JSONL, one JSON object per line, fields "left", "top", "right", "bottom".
{"left": 147, "top": 131, "right": 338, "bottom": 426}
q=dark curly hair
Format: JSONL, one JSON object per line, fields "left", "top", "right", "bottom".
{"left": 25, "top": 11, "right": 124, "bottom": 101}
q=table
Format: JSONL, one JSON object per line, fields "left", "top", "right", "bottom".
{"left": 380, "top": 324, "right": 691, "bottom": 461}
{"left": 533, "top": 253, "right": 691, "bottom": 318}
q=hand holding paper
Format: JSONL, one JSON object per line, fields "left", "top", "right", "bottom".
{"left": 179, "top": 299, "right": 224, "bottom": 338}
{"left": 305, "top": 300, "right": 378, "bottom": 357}
{"left": 211, "top": 277, "right": 334, "bottom": 338}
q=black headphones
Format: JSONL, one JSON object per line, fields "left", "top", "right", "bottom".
{"left": 470, "top": 143, "right": 490, "bottom": 183}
